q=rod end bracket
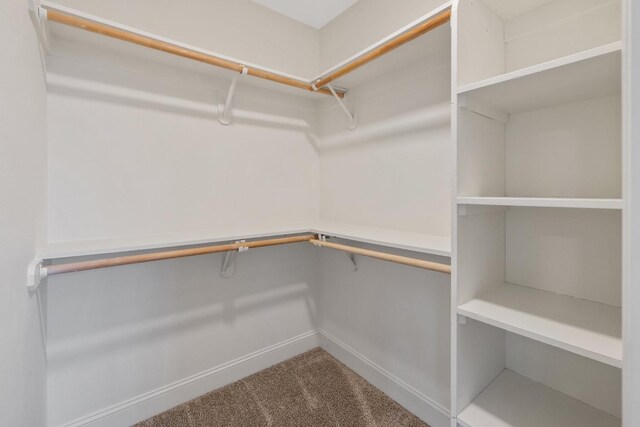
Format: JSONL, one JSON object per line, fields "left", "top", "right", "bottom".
{"left": 27, "top": 259, "right": 46, "bottom": 292}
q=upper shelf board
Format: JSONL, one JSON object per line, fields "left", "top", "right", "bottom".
{"left": 458, "top": 282, "right": 622, "bottom": 367}
{"left": 312, "top": 221, "right": 451, "bottom": 257}
{"left": 456, "top": 197, "right": 624, "bottom": 210}
{"left": 39, "top": 222, "right": 451, "bottom": 260}
{"left": 458, "top": 42, "right": 622, "bottom": 114}
{"left": 457, "top": 369, "right": 620, "bottom": 427}
{"left": 315, "top": 1, "right": 452, "bottom": 89}
{"left": 39, "top": 1, "right": 323, "bottom": 100}
{"left": 38, "top": 1, "right": 452, "bottom": 98}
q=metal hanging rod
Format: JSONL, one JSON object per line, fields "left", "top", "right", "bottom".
{"left": 36, "top": 5, "right": 343, "bottom": 97}
{"left": 313, "top": 9, "right": 452, "bottom": 90}
{"left": 309, "top": 238, "right": 451, "bottom": 274}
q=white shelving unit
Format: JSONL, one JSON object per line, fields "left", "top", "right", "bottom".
{"left": 457, "top": 370, "right": 620, "bottom": 427}
{"left": 453, "top": 0, "right": 623, "bottom": 425}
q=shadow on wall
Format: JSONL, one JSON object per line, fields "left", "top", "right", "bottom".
{"left": 46, "top": 243, "right": 320, "bottom": 370}
{"left": 45, "top": 55, "right": 322, "bottom": 150}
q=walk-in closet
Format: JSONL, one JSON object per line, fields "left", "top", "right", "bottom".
{"left": 1, "top": 0, "right": 638, "bottom": 426}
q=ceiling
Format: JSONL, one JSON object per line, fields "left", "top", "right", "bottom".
{"left": 251, "top": 0, "right": 359, "bottom": 29}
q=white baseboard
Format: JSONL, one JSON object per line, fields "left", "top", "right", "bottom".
{"left": 63, "top": 330, "right": 320, "bottom": 427}
{"left": 60, "top": 329, "right": 450, "bottom": 427}
{"left": 318, "top": 329, "right": 451, "bottom": 427}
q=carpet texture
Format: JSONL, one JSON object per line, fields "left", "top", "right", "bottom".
{"left": 135, "top": 347, "right": 429, "bottom": 427}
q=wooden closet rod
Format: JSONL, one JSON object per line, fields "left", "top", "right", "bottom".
{"left": 309, "top": 238, "right": 451, "bottom": 274}
{"left": 313, "top": 9, "right": 451, "bottom": 90}
{"left": 43, "top": 234, "right": 315, "bottom": 277}
{"left": 42, "top": 8, "right": 341, "bottom": 97}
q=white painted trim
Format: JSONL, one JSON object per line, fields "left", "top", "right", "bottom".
{"left": 59, "top": 330, "right": 320, "bottom": 427}
{"left": 54, "top": 329, "right": 449, "bottom": 427}
{"left": 317, "top": 329, "right": 451, "bottom": 427}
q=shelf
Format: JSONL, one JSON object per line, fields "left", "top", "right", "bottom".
{"left": 38, "top": 225, "right": 313, "bottom": 259}
{"left": 40, "top": 1, "right": 452, "bottom": 98}
{"left": 313, "top": 221, "right": 451, "bottom": 257}
{"left": 457, "top": 42, "right": 621, "bottom": 114}
{"left": 39, "top": 222, "right": 451, "bottom": 260}
{"left": 457, "top": 197, "right": 623, "bottom": 210}
{"left": 316, "top": 2, "right": 452, "bottom": 89}
{"left": 457, "top": 369, "right": 620, "bottom": 427}
{"left": 458, "top": 282, "right": 621, "bottom": 367}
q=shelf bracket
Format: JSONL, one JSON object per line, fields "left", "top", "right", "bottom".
{"left": 314, "top": 234, "right": 357, "bottom": 271}
{"left": 220, "top": 240, "right": 249, "bottom": 278}
{"left": 27, "top": 259, "right": 47, "bottom": 293}
{"left": 346, "top": 252, "right": 358, "bottom": 272}
{"left": 218, "top": 66, "right": 248, "bottom": 125}
{"left": 327, "top": 84, "right": 356, "bottom": 130}
{"left": 29, "top": 1, "right": 51, "bottom": 55}
{"left": 458, "top": 95, "right": 509, "bottom": 124}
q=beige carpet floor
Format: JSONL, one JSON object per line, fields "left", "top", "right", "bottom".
{"left": 135, "top": 347, "right": 428, "bottom": 427}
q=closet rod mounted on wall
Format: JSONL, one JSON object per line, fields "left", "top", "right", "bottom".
{"left": 41, "top": 235, "right": 315, "bottom": 278}
{"left": 29, "top": 233, "right": 450, "bottom": 290}
{"left": 35, "top": 4, "right": 343, "bottom": 97}
{"left": 310, "top": 238, "right": 451, "bottom": 274}
{"left": 312, "top": 9, "right": 452, "bottom": 90}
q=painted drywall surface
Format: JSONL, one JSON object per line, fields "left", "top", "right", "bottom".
{"left": 319, "top": 0, "right": 448, "bottom": 72}
{"left": 45, "top": 46, "right": 323, "bottom": 424}
{"left": 0, "top": 1, "right": 47, "bottom": 426}
{"left": 46, "top": 55, "right": 319, "bottom": 243}
{"left": 317, "top": 247, "right": 451, "bottom": 413}
{"left": 317, "top": 49, "right": 452, "bottom": 237}
{"left": 314, "top": 32, "right": 452, "bottom": 419}
{"left": 50, "top": 0, "right": 320, "bottom": 79}
{"left": 46, "top": 243, "right": 320, "bottom": 425}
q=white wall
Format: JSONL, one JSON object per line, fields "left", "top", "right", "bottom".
{"left": 0, "top": 1, "right": 47, "bottom": 426}
{"left": 317, "top": 51, "right": 451, "bottom": 236}
{"left": 318, "top": 247, "right": 451, "bottom": 415}
{"left": 47, "top": 243, "right": 319, "bottom": 426}
{"left": 315, "top": 15, "right": 453, "bottom": 425}
{"left": 45, "top": 40, "right": 322, "bottom": 425}
{"left": 50, "top": 0, "right": 320, "bottom": 79}
{"left": 41, "top": 1, "right": 456, "bottom": 425}
{"left": 46, "top": 56, "right": 319, "bottom": 243}
{"left": 319, "top": 0, "right": 449, "bottom": 72}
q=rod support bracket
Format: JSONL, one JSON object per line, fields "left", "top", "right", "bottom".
{"left": 218, "top": 66, "right": 248, "bottom": 125}
{"left": 27, "top": 259, "right": 47, "bottom": 292}
{"left": 220, "top": 240, "right": 248, "bottom": 278}
{"left": 346, "top": 252, "right": 358, "bottom": 272}
{"left": 327, "top": 84, "right": 356, "bottom": 130}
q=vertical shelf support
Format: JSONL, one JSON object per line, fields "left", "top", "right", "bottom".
{"left": 220, "top": 240, "right": 249, "bottom": 278}
{"left": 218, "top": 66, "right": 248, "bottom": 125}
{"left": 326, "top": 84, "right": 356, "bottom": 130}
